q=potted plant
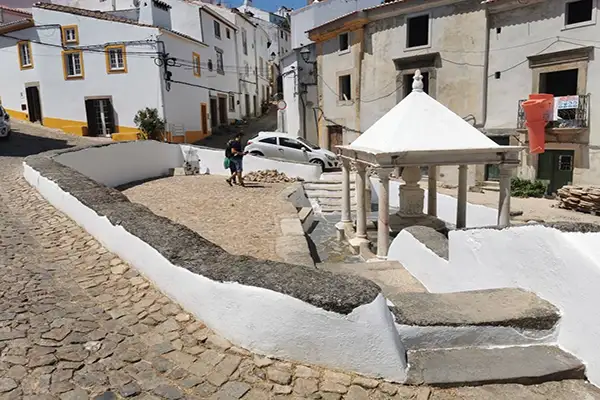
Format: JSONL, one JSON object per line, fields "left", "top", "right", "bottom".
{"left": 134, "top": 107, "right": 166, "bottom": 141}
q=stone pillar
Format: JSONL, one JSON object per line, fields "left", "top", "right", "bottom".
{"left": 399, "top": 166, "right": 424, "bottom": 217}
{"left": 377, "top": 169, "right": 390, "bottom": 259}
{"left": 427, "top": 166, "right": 437, "bottom": 217}
{"left": 498, "top": 164, "right": 512, "bottom": 227}
{"left": 355, "top": 163, "right": 368, "bottom": 239}
{"left": 456, "top": 165, "right": 468, "bottom": 229}
{"left": 340, "top": 159, "right": 352, "bottom": 224}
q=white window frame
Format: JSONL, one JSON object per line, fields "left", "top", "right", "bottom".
{"left": 216, "top": 48, "right": 224, "bottom": 75}
{"left": 108, "top": 47, "right": 125, "bottom": 71}
{"left": 405, "top": 11, "right": 432, "bottom": 51}
{"left": 64, "top": 51, "right": 83, "bottom": 78}
{"left": 18, "top": 41, "right": 32, "bottom": 68}
{"left": 214, "top": 20, "right": 221, "bottom": 39}
{"left": 563, "top": 0, "right": 597, "bottom": 29}
{"left": 242, "top": 28, "right": 248, "bottom": 55}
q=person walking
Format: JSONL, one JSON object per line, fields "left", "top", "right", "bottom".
{"left": 225, "top": 138, "right": 237, "bottom": 186}
{"left": 230, "top": 133, "right": 245, "bottom": 187}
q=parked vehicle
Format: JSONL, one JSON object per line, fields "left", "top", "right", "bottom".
{"left": 0, "top": 105, "right": 11, "bottom": 140}
{"left": 244, "top": 132, "right": 339, "bottom": 170}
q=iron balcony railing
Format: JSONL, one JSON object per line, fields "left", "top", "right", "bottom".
{"left": 517, "top": 94, "right": 589, "bottom": 130}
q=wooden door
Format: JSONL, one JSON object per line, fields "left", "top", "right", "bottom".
{"left": 327, "top": 125, "right": 343, "bottom": 152}
{"left": 25, "top": 86, "right": 42, "bottom": 123}
{"left": 218, "top": 97, "right": 228, "bottom": 125}
{"left": 200, "top": 103, "right": 208, "bottom": 135}
{"left": 209, "top": 98, "right": 218, "bottom": 128}
{"left": 538, "top": 150, "right": 574, "bottom": 195}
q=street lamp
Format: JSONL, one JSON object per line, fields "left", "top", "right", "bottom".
{"left": 300, "top": 46, "right": 312, "bottom": 64}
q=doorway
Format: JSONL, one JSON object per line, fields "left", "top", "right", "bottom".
{"left": 245, "top": 94, "right": 250, "bottom": 118}
{"left": 200, "top": 103, "right": 208, "bottom": 136}
{"left": 537, "top": 149, "right": 575, "bottom": 195}
{"left": 327, "top": 125, "right": 343, "bottom": 152}
{"left": 25, "top": 86, "right": 42, "bottom": 123}
{"left": 84, "top": 98, "right": 114, "bottom": 136}
{"left": 210, "top": 97, "right": 218, "bottom": 128}
{"left": 484, "top": 136, "right": 510, "bottom": 181}
{"left": 253, "top": 95, "right": 257, "bottom": 117}
{"left": 218, "top": 96, "right": 228, "bottom": 125}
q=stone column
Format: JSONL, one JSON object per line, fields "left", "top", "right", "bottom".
{"left": 456, "top": 165, "right": 468, "bottom": 229}
{"left": 399, "top": 166, "right": 424, "bottom": 217}
{"left": 340, "top": 159, "right": 352, "bottom": 224}
{"left": 377, "top": 169, "right": 390, "bottom": 259}
{"left": 355, "top": 163, "right": 368, "bottom": 240}
{"left": 427, "top": 166, "right": 437, "bottom": 217}
{"left": 498, "top": 164, "right": 513, "bottom": 227}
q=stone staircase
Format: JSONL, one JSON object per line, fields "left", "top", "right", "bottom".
{"left": 482, "top": 180, "right": 500, "bottom": 192}
{"left": 318, "top": 261, "right": 587, "bottom": 387}
{"left": 303, "top": 172, "right": 357, "bottom": 214}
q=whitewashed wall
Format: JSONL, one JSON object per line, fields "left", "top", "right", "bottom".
{"left": 181, "top": 144, "right": 322, "bottom": 181}
{"left": 370, "top": 177, "right": 498, "bottom": 227}
{"left": 388, "top": 225, "right": 600, "bottom": 386}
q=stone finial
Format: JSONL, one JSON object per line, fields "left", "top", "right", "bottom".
{"left": 412, "top": 69, "right": 424, "bottom": 92}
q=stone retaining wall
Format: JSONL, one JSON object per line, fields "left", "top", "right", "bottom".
{"left": 23, "top": 141, "right": 408, "bottom": 381}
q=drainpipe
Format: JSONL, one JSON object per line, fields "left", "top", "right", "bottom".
{"left": 354, "top": 26, "right": 365, "bottom": 139}
{"left": 475, "top": 8, "right": 490, "bottom": 129}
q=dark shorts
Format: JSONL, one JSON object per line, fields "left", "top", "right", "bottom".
{"left": 231, "top": 157, "right": 243, "bottom": 172}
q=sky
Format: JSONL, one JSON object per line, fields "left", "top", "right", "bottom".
{"left": 229, "top": 0, "right": 307, "bottom": 12}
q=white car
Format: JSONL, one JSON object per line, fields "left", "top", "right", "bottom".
{"left": 0, "top": 105, "right": 11, "bottom": 140}
{"left": 244, "top": 132, "right": 339, "bottom": 170}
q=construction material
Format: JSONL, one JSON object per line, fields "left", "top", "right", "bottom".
{"left": 557, "top": 185, "right": 600, "bottom": 214}
{"left": 244, "top": 170, "right": 301, "bottom": 183}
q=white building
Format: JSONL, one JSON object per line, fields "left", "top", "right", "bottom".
{"left": 0, "top": 1, "right": 240, "bottom": 142}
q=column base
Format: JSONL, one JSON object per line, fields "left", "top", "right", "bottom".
{"left": 389, "top": 213, "right": 448, "bottom": 236}
{"left": 335, "top": 221, "right": 353, "bottom": 241}
{"left": 349, "top": 236, "right": 370, "bottom": 253}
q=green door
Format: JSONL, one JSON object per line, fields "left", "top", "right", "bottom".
{"left": 537, "top": 150, "right": 574, "bottom": 195}
{"left": 485, "top": 136, "right": 510, "bottom": 181}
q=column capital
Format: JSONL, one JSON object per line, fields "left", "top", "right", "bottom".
{"left": 458, "top": 164, "right": 468, "bottom": 170}
{"left": 355, "top": 162, "right": 367, "bottom": 173}
{"left": 340, "top": 158, "right": 351, "bottom": 169}
{"left": 376, "top": 168, "right": 391, "bottom": 181}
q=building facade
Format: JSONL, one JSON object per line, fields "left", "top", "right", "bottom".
{"left": 308, "top": 0, "right": 600, "bottom": 192}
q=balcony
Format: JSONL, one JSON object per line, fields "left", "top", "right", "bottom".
{"left": 517, "top": 94, "right": 589, "bottom": 131}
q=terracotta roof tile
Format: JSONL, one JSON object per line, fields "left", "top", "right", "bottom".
{"left": 0, "top": 5, "right": 32, "bottom": 16}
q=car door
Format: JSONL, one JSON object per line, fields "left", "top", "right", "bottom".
{"left": 256, "top": 136, "right": 279, "bottom": 158}
{"left": 277, "top": 137, "right": 308, "bottom": 162}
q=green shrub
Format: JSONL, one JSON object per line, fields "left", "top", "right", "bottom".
{"left": 510, "top": 177, "right": 547, "bottom": 198}
{"left": 134, "top": 107, "right": 165, "bottom": 141}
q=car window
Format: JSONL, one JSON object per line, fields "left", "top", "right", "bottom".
{"left": 279, "top": 137, "right": 306, "bottom": 150}
{"left": 259, "top": 137, "right": 277, "bottom": 145}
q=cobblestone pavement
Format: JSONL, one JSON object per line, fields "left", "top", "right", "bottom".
{"left": 1, "top": 121, "right": 599, "bottom": 400}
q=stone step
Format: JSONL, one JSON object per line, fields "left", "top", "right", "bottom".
{"left": 405, "top": 345, "right": 585, "bottom": 386}
{"left": 483, "top": 180, "right": 501, "bottom": 192}
{"left": 303, "top": 183, "right": 356, "bottom": 190}
{"left": 318, "top": 261, "right": 427, "bottom": 295}
{"left": 389, "top": 288, "right": 560, "bottom": 331}
{"left": 316, "top": 197, "right": 358, "bottom": 207}
{"left": 320, "top": 204, "right": 358, "bottom": 213}
{"left": 304, "top": 190, "right": 355, "bottom": 199}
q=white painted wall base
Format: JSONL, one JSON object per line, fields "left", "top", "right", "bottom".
{"left": 388, "top": 226, "right": 600, "bottom": 386}
{"left": 24, "top": 160, "right": 407, "bottom": 381}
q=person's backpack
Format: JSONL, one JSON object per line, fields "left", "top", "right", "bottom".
{"left": 225, "top": 141, "right": 233, "bottom": 158}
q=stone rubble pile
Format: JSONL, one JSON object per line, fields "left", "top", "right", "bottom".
{"left": 557, "top": 185, "right": 600, "bottom": 214}
{"left": 244, "top": 170, "right": 301, "bottom": 183}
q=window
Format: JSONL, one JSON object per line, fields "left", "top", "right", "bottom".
{"left": 62, "top": 50, "right": 84, "bottom": 80}
{"left": 229, "top": 95, "right": 235, "bottom": 111}
{"left": 279, "top": 137, "right": 305, "bottom": 150}
{"left": 61, "top": 25, "right": 79, "bottom": 45}
{"left": 565, "top": 0, "right": 594, "bottom": 25}
{"left": 214, "top": 20, "right": 221, "bottom": 38}
{"left": 259, "top": 137, "right": 277, "bottom": 145}
{"left": 226, "top": 28, "right": 231, "bottom": 39}
{"left": 105, "top": 45, "right": 127, "bottom": 74}
{"left": 339, "top": 32, "right": 349, "bottom": 51}
{"left": 242, "top": 28, "right": 248, "bottom": 55}
{"left": 215, "top": 48, "right": 224, "bottom": 75}
{"left": 17, "top": 41, "right": 33, "bottom": 70}
{"left": 280, "top": 30, "right": 283, "bottom": 39}
{"left": 338, "top": 74, "right": 352, "bottom": 101}
{"left": 259, "top": 57, "right": 264, "bottom": 76}
{"left": 192, "top": 52, "right": 201, "bottom": 77}
{"left": 208, "top": 59, "right": 213, "bottom": 71}
{"left": 245, "top": 62, "right": 249, "bottom": 76}
{"left": 407, "top": 14, "right": 429, "bottom": 48}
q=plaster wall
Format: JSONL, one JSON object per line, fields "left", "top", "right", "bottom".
{"left": 290, "top": 0, "right": 381, "bottom": 50}
{"left": 0, "top": 8, "right": 162, "bottom": 134}
{"left": 370, "top": 177, "right": 498, "bottom": 227}
{"left": 162, "top": 0, "right": 204, "bottom": 42}
{"left": 54, "top": 141, "right": 184, "bottom": 187}
{"left": 23, "top": 155, "right": 408, "bottom": 382}
{"left": 282, "top": 54, "right": 301, "bottom": 135}
{"left": 180, "top": 144, "right": 323, "bottom": 181}
{"left": 486, "top": 1, "right": 600, "bottom": 185}
{"left": 63, "top": 0, "right": 138, "bottom": 12}
{"left": 388, "top": 225, "right": 600, "bottom": 386}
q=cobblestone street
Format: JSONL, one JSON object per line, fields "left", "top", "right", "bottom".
{"left": 1, "top": 121, "right": 599, "bottom": 400}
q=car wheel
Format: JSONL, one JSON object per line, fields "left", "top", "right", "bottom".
{"left": 250, "top": 151, "right": 264, "bottom": 157}
{"left": 310, "top": 159, "right": 325, "bottom": 170}
{"left": 0, "top": 127, "right": 10, "bottom": 140}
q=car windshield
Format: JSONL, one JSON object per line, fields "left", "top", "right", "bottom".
{"left": 296, "top": 137, "right": 320, "bottom": 150}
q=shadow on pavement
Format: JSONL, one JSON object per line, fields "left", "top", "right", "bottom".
{"left": 0, "top": 128, "right": 74, "bottom": 158}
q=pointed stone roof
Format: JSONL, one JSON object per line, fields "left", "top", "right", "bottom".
{"left": 349, "top": 70, "right": 501, "bottom": 154}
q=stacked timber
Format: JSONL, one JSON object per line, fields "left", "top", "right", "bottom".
{"left": 557, "top": 185, "right": 600, "bottom": 214}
